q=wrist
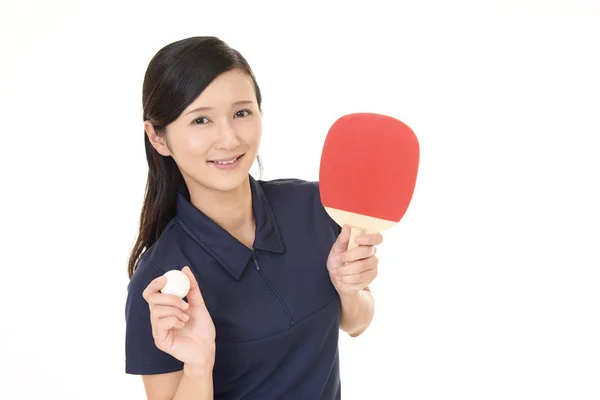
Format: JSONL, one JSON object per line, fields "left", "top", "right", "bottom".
{"left": 183, "top": 361, "right": 214, "bottom": 377}
{"left": 339, "top": 289, "right": 374, "bottom": 337}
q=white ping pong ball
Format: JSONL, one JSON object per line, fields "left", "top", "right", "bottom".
{"left": 160, "top": 269, "right": 190, "bottom": 298}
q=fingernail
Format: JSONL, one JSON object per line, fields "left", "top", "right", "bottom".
{"left": 182, "top": 302, "right": 189, "bottom": 309}
{"left": 183, "top": 314, "right": 190, "bottom": 321}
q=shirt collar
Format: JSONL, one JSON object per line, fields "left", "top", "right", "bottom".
{"left": 176, "top": 174, "right": 286, "bottom": 280}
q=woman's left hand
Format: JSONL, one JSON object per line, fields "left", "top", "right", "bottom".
{"left": 327, "top": 224, "right": 383, "bottom": 296}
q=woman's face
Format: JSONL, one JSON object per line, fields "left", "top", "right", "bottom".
{"left": 147, "top": 68, "right": 262, "bottom": 193}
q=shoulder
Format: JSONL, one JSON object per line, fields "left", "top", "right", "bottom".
{"left": 145, "top": 217, "right": 192, "bottom": 264}
{"left": 126, "top": 259, "right": 160, "bottom": 311}
{"left": 127, "top": 219, "right": 186, "bottom": 294}
{"left": 258, "top": 177, "right": 340, "bottom": 234}
{"left": 258, "top": 177, "right": 324, "bottom": 214}
{"left": 258, "top": 177, "right": 321, "bottom": 203}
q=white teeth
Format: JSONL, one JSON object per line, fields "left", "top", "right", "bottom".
{"left": 214, "top": 157, "right": 238, "bottom": 165}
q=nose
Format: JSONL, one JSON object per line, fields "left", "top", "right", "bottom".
{"left": 215, "top": 118, "right": 240, "bottom": 150}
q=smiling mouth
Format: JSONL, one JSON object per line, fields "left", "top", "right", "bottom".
{"left": 208, "top": 154, "right": 244, "bottom": 165}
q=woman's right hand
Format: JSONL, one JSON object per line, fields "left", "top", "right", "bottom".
{"left": 142, "top": 266, "right": 216, "bottom": 369}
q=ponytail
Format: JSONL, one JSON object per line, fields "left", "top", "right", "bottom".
{"left": 127, "top": 133, "right": 184, "bottom": 278}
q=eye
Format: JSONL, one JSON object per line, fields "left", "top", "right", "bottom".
{"left": 235, "top": 109, "right": 252, "bottom": 118}
{"left": 193, "top": 116, "right": 210, "bottom": 125}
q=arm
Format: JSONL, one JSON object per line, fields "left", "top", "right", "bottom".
{"left": 142, "top": 364, "right": 213, "bottom": 400}
{"left": 314, "top": 181, "right": 379, "bottom": 338}
{"left": 339, "top": 287, "right": 375, "bottom": 337}
{"left": 130, "top": 265, "right": 217, "bottom": 400}
{"left": 326, "top": 224, "right": 381, "bottom": 338}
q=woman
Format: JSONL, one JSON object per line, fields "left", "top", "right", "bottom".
{"left": 125, "top": 36, "right": 383, "bottom": 400}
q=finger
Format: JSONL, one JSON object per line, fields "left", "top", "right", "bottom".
{"left": 150, "top": 305, "right": 190, "bottom": 323}
{"left": 182, "top": 266, "right": 206, "bottom": 308}
{"left": 152, "top": 325, "right": 172, "bottom": 351}
{"left": 147, "top": 292, "right": 189, "bottom": 311}
{"left": 340, "top": 267, "right": 378, "bottom": 285}
{"left": 331, "top": 224, "right": 351, "bottom": 254}
{"left": 153, "top": 316, "right": 185, "bottom": 340}
{"left": 354, "top": 232, "right": 383, "bottom": 246}
{"left": 151, "top": 318, "right": 185, "bottom": 351}
{"left": 338, "top": 282, "right": 370, "bottom": 293}
{"left": 328, "top": 243, "right": 374, "bottom": 272}
{"left": 341, "top": 245, "right": 376, "bottom": 263}
{"left": 336, "top": 257, "right": 377, "bottom": 276}
{"left": 156, "top": 315, "right": 185, "bottom": 331}
{"left": 142, "top": 276, "right": 167, "bottom": 302}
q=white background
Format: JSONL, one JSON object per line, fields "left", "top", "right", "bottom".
{"left": 1, "top": 1, "right": 599, "bottom": 399}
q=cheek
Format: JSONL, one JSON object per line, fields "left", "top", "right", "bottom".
{"left": 170, "top": 131, "right": 212, "bottom": 163}
{"left": 241, "top": 119, "right": 262, "bottom": 146}
{"left": 187, "top": 135, "right": 212, "bottom": 153}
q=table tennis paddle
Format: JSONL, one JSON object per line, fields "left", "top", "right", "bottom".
{"left": 319, "top": 112, "right": 419, "bottom": 250}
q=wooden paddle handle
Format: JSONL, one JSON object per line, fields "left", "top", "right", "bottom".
{"left": 348, "top": 225, "right": 366, "bottom": 251}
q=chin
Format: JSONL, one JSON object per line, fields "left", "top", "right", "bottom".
{"left": 207, "top": 174, "right": 249, "bottom": 192}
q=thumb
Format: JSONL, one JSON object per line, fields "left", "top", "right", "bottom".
{"left": 181, "top": 266, "right": 206, "bottom": 308}
{"left": 332, "top": 224, "right": 351, "bottom": 254}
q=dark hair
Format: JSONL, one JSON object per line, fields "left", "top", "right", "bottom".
{"left": 128, "top": 36, "right": 263, "bottom": 278}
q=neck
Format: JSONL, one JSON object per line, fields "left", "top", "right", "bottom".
{"left": 186, "top": 176, "right": 255, "bottom": 246}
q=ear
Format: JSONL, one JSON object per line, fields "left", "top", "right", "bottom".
{"left": 144, "top": 121, "right": 172, "bottom": 157}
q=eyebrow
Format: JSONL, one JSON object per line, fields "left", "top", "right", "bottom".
{"left": 184, "top": 100, "right": 255, "bottom": 116}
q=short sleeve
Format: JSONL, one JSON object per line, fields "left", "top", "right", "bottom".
{"left": 313, "top": 181, "right": 342, "bottom": 236}
{"left": 125, "top": 259, "right": 184, "bottom": 375}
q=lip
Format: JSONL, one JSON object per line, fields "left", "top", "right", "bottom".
{"left": 207, "top": 153, "right": 244, "bottom": 170}
{"left": 208, "top": 154, "right": 244, "bottom": 163}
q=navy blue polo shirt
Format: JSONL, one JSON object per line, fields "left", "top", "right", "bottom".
{"left": 125, "top": 175, "right": 343, "bottom": 399}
